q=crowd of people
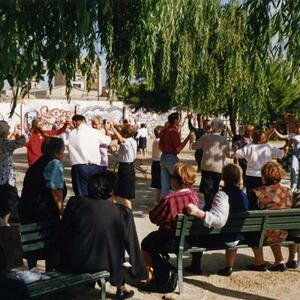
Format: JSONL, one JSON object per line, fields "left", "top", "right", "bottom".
{"left": 0, "top": 111, "right": 300, "bottom": 298}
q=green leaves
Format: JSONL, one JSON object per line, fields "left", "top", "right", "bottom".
{"left": 0, "top": 0, "right": 299, "bottom": 124}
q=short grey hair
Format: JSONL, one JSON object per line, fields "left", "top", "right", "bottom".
{"left": 211, "top": 119, "right": 224, "bottom": 132}
{"left": 0, "top": 120, "right": 10, "bottom": 138}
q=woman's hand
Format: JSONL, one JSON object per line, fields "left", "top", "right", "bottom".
{"left": 187, "top": 203, "right": 205, "bottom": 219}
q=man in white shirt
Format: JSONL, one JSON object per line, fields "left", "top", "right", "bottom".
{"left": 68, "top": 114, "right": 111, "bottom": 196}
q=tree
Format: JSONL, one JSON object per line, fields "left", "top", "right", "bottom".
{"left": 1, "top": 0, "right": 299, "bottom": 122}
{"left": 268, "top": 61, "right": 300, "bottom": 121}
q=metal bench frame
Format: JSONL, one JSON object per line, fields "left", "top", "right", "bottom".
{"left": 175, "top": 208, "right": 300, "bottom": 294}
{"left": 21, "top": 221, "right": 110, "bottom": 299}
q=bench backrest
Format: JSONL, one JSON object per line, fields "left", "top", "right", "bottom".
{"left": 176, "top": 208, "right": 300, "bottom": 249}
{"left": 20, "top": 221, "right": 59, "bottom": 253}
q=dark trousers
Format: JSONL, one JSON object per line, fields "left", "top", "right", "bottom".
{"left": 141, "top": 229, "right": 176, "bottom": 255}
{"left": 199, "top": 170, "right": 221, "bottom": 210}
{"left": 238, "top": 158, "right": 247, "bottom": 187}
{"left": 245, "top": 175, "right": 263, "bottom": 197}
{"left": 71, "top": 164, "right": 104, "bottom": 196}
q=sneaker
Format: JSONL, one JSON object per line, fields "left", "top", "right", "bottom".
{"left": 268, "top": 263, "right": 287, "bottom": 272}
{"left": 217, "top": 267, "right": 233, "bottom": 276}
{"left": 185, "top": 264, "right": 203, "bottom": 275}
{"left": 286, "top": 260, "right": 298, "bottom": 269}
{"left": 246, "top": 264, "right": 267, "bottom": 272}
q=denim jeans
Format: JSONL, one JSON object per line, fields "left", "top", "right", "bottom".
{"left": 291, "top": 155, "right": 300, "bottom": 189}
{"left": 160, "top": 154, "right": 179, "bottom": 198}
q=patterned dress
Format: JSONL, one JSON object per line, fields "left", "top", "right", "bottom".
{"left": 252, "top": 183, "right": 292, "bottom": 244}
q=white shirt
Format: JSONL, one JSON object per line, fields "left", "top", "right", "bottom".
{"left": 204, "top": 191, "right": 229, "bottom": 228}
{"left": 136, "top": 127, "right": 148, "bottom": 138}
{"left": 235, "top": 143, "right": 284, "bottom": 177}
{"left": 68, "top": 124, "right": 111, "bottom": 166}
{"left": 118, "top": 137, "right": 137, "bottom": 163}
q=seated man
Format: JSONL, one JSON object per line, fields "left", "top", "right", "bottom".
{"left": 56, "top": 171, "right": 145, "bottom": 300}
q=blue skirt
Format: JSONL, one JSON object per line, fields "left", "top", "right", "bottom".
{"left": 139, "top": 137, "right": 147, "bottom": 149}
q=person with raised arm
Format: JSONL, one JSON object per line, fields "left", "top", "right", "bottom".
{"left": 26, "top": 117, "right": 69, "bottom": 166}
{"left": 272, "top": 122, "right": 300, "bottom": 191}
{"left": 159, "top": 112, "right": 192, "bottom": 198}
{"left": 110, "top": 122, "right": 137, "bottom": 209}
{"left": 68, "top": 114, "right": 111, "bottom": 197}
{"left": 0, "top": 121, "right": 26, "bottom": 225}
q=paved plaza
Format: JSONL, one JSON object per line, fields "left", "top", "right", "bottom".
{"left": 13, "top": 143, "right": 300, "bottom": 300}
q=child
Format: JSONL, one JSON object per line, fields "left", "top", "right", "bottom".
{"left": 151, "top": 125, "right": 163, "bottom": 202}
{"left": 186, "top": 163, "right": 249, "bottom": 276}
{"left": 110, "top": 123, "right": 137, "bottom": 209}
{"left": 136, "top": 123, "right": 148, "bottom": 157}
{"left": 141, "top": 163, "right": 200, "bottom": 285}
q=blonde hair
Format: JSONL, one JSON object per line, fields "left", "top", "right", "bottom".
{"left": 261, "top": 161, "right": 285, "bottom": 184}
{"left": 172, "top": 163, "right": 196, "bottom": 187}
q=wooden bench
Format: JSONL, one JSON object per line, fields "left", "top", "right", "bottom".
{"left": 175, "top": 208, "right": 300, "bottom": 294}
{"left": 21, "top": 221, "right": 110, "bottom": 299}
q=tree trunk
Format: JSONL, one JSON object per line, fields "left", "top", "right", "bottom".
{"left": 227, "top": 96, "right": 237, "bottom": 135}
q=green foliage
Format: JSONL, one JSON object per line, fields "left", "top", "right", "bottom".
{"left": 122, "top": 84, "right": 172, "bottom": 113}
{"left": 0, "top": 0, "right": 299, "bottom": 123}
{"left": 268, "top": 61, "right": 300, "bottom": 121}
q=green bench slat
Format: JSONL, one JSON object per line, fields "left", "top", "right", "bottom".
{"left": 22, "top": 241, "right": 46, "bottom": 252}
{"left": 265, "top": 223, "right": 300, "bottom": 230}
{"left": 27, "top": 273, "right": 76, "bottom": 289}
{"left": 28, "top": 271, "right": 109, "bottom": 291}
{"left": 175, "top": 210, "right": 300, "bottom": 294}
{"left": 268, "top": 216, "right": 300, "bottom": 224}
{"left": 27, "top": 271, "right": 110, "bottom": 297}
{"left": 21, "top": 232, "right": 48, "bottom": 243}
{"left": 176, "top": 224, "right": 263, "bottom": 236}
{"left": 21, "top": 221, "right": 57, "bottom": 234}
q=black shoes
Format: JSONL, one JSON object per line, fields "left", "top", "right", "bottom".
{"left": 116, "top": 289, "right": 134, "bottom": 300}
{"left": 246, "top": 264, "right": 267, "bottom": 272}
{"left": 217, "top": 267, "right": 233, "bottom": 276}
{"left": 185, "top": 265, "right": 203, "bottom": 275}
{"left": 286, "top": 260, "right": 298, "bottom": 269}
{"left": 268, "top": 263, "right": 287, "bottom": 272}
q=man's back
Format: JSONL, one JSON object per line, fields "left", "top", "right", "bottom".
{"left": 68, "top": 124, "right": 106, "bottom": 165}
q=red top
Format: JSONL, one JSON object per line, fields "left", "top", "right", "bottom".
{"left": 149, "top": 189, "right": 200, "bottom": 231}
{"left": 159, "top": 125, "right": 181, "bottom": 154}
{"left": 26, "top": 125, "right": 67, "bottom": 166}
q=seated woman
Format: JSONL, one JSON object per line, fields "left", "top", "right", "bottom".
{"left": 57, "top": 171, "right": 145, "bottom": 300}
{"left": 247, "top": 161, "right": 292, "bottom": 272}
{"left": 19, "top": 137, "right": 66, "bottom": 224}
{"left": 186, "top": 163, "right": 249, "bottom": 276}
{"left": 141, "top": 163, "right": 200, "bottom": 285}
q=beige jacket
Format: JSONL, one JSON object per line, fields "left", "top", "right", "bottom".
{"left": 192, "top": 133, "right": 230, "bottom": 173}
